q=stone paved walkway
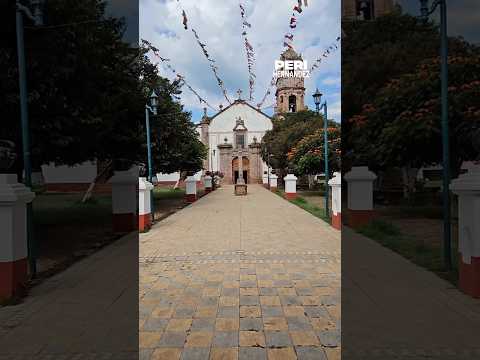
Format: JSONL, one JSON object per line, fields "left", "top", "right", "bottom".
{"left": 139, "top": 185, "right": 341, "bottom": 360}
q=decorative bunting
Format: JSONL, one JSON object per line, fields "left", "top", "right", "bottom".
{"left": 239, "top": 1, "right": 257, "bottom": 101}
{"left": 182, "top": 10, "right": 188, "bottom": 29}
{"left": 142, "top": 39, "right": 218, "bottom": 112}
{"left": 190, "top": 27, "right": 232, "bottom": 104}
{"left": 309, "top": 35, "right": 341, "bottom": 75}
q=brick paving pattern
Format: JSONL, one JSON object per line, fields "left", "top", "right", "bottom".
{"left": 140, "top": 185, "right": 341, "bottom": 360}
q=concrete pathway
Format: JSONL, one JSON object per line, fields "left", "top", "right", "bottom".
{"left": 0, "top": 233, "right": 138, "bottom": 359}
{"left": 139, "top": 185, "right": 341, "bottom": 360}
{"left": 343, "top": 227, "right": 480, "bottom": 359}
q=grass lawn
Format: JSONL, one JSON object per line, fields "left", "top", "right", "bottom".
{"left": 27, "top": 192, "right": 118, "bottom": 285}
{"left": 275, "top": 189, "right": 330, "bottom": 223}
{"left": 358, "top": 219, "right": 458, "bottom": 285}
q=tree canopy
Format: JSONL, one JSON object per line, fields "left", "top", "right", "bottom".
{"left": 1, "top": 0, "right": 206, "bottom": 175}
{"left": 261, "top": 110, "right": 340, "bottom": 177}
{"left": 343, "top": 8, "right": 480, "bottom": 175}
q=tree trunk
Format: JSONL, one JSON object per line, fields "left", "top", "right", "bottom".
{"left": 174, "top": 171, "right": 188, "bottom": 189}
{"left": 308, "top": 174, "right": 314, "bottom": 189}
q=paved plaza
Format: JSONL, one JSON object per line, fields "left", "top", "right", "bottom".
{"left": 139, "top": 185, "right": 341, "bottom": 360}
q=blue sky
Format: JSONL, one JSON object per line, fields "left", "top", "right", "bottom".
{"left": 139, "top": 0, "right": 341, "bottom": 123}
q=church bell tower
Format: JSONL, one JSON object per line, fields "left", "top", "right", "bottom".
{"left": 274, "top": 48, "right": 306, "bottom": 115}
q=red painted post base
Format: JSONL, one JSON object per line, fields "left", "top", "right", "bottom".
{"left": 284, "top": 192, "right": 297, "bottom": 200}
{"left": 347, "top": 209, "right": 376, "bottom": 228}
{"left": 113, "top": 213, "right": 137, "bottom": 233}
{"left": 205, "top": 187, "right": 212, "bottom": 194}
{"left": 459, "top": 256, "right": 480, "bottom": 298}
{"left": 185, "top": 194, "right": 197, "bottom": 203}
{"left": 139, "top": 213, "right": 152, "bottom": 232}
{"left": 331, "top": 212, "right": 342, "bottom": 230}
{"left": 0, "top": 258, "right": 28, "bottom": 300}
{"left": 270, "top": 187, "right": 277, "bottom": 192}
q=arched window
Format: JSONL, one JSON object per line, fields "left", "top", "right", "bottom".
{"left": 288, "top": 95, "right": 297, "bottom": 112}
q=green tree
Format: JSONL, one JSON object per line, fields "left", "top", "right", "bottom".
{"left": 1, "top": 0, "right": 206, "bottom": 177}
{"left": 288, "top": 126, "right": 341, "bottom": 177}
{"left": 261, "top": 110, "right": 326, "bottom": 174}
{"left": 1, "top": 0, "right": 145, "bottom": 173}
{"left": 348, "top": 53, "right": 480, "bottom": 177}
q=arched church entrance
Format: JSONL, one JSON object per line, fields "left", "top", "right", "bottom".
{"left": 232, "top": 157, "right": 249, "bottom": 184}
{"left": 288, "top": 95, "right": 297, "bottom": 112}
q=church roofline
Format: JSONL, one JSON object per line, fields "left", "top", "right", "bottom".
{"left": 207, "top": 99, "right": 272, "bottom": 123}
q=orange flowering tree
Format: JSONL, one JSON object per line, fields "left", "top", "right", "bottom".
{"left": 288, "top": 126, "right": 341, "bottom": 176}
{"left": 347, "top": 52, "right": 480, "bottom": 176}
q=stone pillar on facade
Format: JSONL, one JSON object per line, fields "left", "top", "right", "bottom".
{"left": 0, "top": 174, "right": 35, "bottom": 300}
{"left": 204, "top": 175, "right": 212, "bottom": 193}
{"left": 138, "top": 177, "right": 154, "bottom": 232}
{"left": 269, "top": 174, "right": 278, "bottom": 192}
{"left": 111, "top": 168, "right": 138, "bottom": 233}
{"left": 262, "top": 172, "right": 269, "bottom": 188}
{"left": 284, "top": 174, "right": 298, "bottom": 200}
{"left": 344, "top": 166, "right": 377, "bottom": 228}
{"left": 248, "top": 139, "right": 263, "bottom": 184}
{"left": 185, "top": 176, "right": 197, "bottom": 203}
{"left": 218, "top": 141, "right": 233, "bottom": 184}
{"left": 451, "top": 164, "right": 480, "bottom": 298}
{"left": 329, "top": 172, "right": 342, "bottom": 230}
{"left": 199, "top": 108, "right": 210, "bottom": 172}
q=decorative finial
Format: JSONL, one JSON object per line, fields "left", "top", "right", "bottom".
{"left": 219, "top": 104, "right": 223, "bottom": 110}
{"left": 203, "top": 107, "right": 207, "bottom": 117}
{"left": 236, "top": 89, "right": 243, "bottom": 100}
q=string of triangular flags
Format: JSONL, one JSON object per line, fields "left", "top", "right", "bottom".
{"left": 142, "top": 39, "right": 218, "bottom": 112}
{"left": 257, "top": 77, "right": 276, "bottom": 109}
{"left": 257, "top": 0, "right": 308, "bottom": 109}
{"left": 309, "top": 36, "right": 341, "bottom": 74}
{"left": 190, "top": 28, "right": 232, "bottom": 105}
{"left": 239, "top": 2, "right": 256, "bottom": 101}
{"left": 284, "top": 0, "right": 308, "bottom": 50}
{"left": 177, "top": 0, "right": 232, "bottom": 105}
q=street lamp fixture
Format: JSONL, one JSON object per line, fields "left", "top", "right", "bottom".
{"left": 312, "top": 88, "right": 330, "bottom": 220}
{"left": 419, "top": 0, "right": 452, "bottom": 270}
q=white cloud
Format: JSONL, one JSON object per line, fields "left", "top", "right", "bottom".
{"left": 140, "top": 0, "right": 341, "bottom": 121}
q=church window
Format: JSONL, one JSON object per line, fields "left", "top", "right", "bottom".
{"left": 236, "top": 134, "right": 246, "bottom": 148}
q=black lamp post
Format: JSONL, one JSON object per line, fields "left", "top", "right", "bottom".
{"left": 145, "top": 90, "right": 158, "bottom": 222}
{"left": 211, "top": 149, "right": 216, "bottom": 190}
{"left": 420, "top": 0, "right": 452, "bottom": 270}
{"left": 313, "top": 88, "right": 329, "bottom": 219}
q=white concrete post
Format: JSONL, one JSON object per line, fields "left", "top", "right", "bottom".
{"left": 110, "top": 168, "right": 138, "bottom": 233}
{"left": 0, "top": 174, "right": 35, "bottom": 299}
{"left": 138, "top": 177, "right": 154, "bottom": 232}
{"left": 284, "top": 174, "right": 298, "bottom": 200}
{"left": 204, "top": 175, "right": 212, "bottom": 193}
{"left": 269, "top": 174, "right": 278, "bottom": 192}
{"left": 262, "top": 172, "right": 269, "bottom": 188}
{"left": 328, "top": 172, "right": 342, "bottom": 230}
{"left": 451, "top": 164, "right": 480, "bottom": 298}
{"left": 185, "top": 176, "right": 197, "bottom": 203}
{"left": 344, "top": 166, "right": 377, "bottom": 228}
